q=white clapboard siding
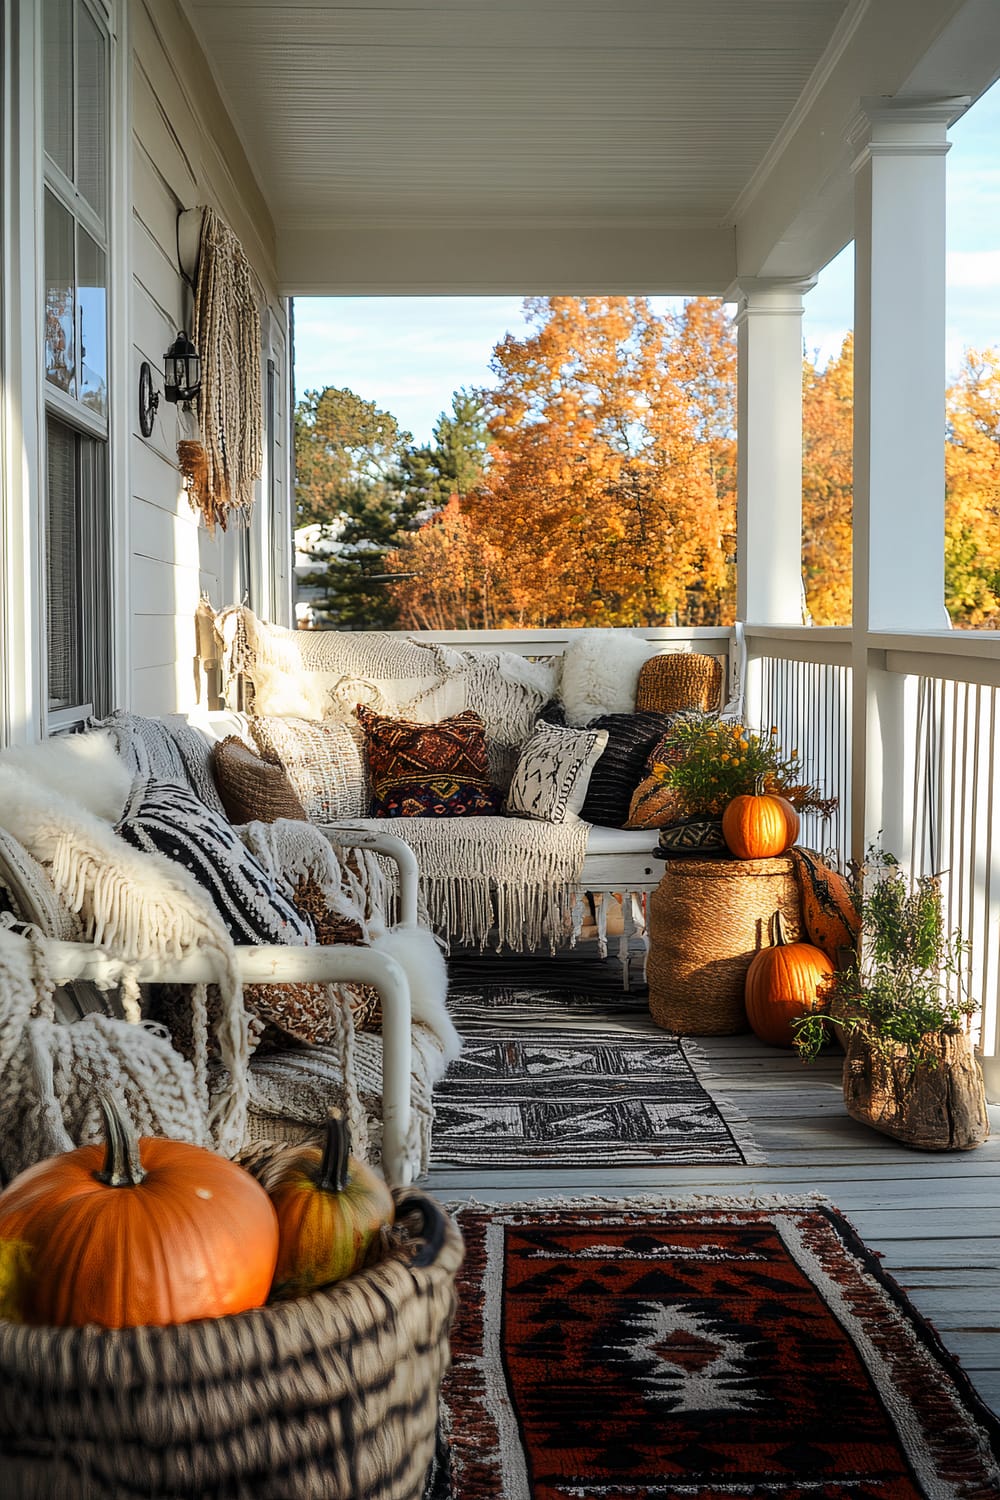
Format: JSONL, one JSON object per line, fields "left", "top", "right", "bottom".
{"left": 127, "top": 0, "right": 291, "bottom": 712}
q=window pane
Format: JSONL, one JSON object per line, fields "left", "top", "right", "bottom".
{"left": 46, "top": 418, "right": 84, "bottom": 713}
{"left": 78, "top": 227, "right": 107, "bottom": 416}
{"left": 76, "top": 2, "right": 107, "bottom": 220}
{"left": 44, "top": 189, "right": 76, "bottom": 396}
{"left": 43, "top": 0, "right": 73, "bottom": 179}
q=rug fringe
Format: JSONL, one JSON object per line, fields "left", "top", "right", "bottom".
{"left": 444, "top": 1191, "right": 833, "bottom": 1215}
{"left": 677, "top": 1036, "right": 769, "bottom": 1166}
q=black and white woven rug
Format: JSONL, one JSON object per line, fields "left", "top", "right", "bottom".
{"left": 432, "top": 985, "right": 764, "bottom": 1168}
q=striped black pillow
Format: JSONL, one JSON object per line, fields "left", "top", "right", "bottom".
{"left": 581, "top": 711, "right": 676, "bottom": 827}
{"left": 116, "top": 778, "right": 314, "bottom": 946}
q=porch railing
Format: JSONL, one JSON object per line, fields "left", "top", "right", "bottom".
{"left": 401, "top": 621, "right": 1000, "bottom": 1054}
{"left": 745, "top": 626, "right": 1000, "bottom": 1057}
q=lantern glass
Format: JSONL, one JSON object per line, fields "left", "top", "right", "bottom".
{"left": 163, "top": 331, "right": 201, "bottom": 402}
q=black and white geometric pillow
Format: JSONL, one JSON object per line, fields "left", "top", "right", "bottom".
{"left": 116, "top": 778, "right": 314, "bottom": 947}
{"left": 505, "top": 722, "right": 610, "bottom": 824}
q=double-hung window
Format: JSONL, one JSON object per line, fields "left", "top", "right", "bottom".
{"left": 41, "top": 0, "right": 113, "bottom": 728}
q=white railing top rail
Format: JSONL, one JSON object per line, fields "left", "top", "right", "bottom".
{"left": 743, "top": 624, "right": 1000, "bottom": 688}
{"left": 393, "top": 625, "right": 732, "bottom": 659}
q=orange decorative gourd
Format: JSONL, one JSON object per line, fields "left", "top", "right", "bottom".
{"left": 267, "top": 1114, "right": 394, "bottom": 1300}
{"left": 745, "top": 912, "right": 835, "bottom": 1047}
{"left": 723, "top": 783, "right": 800, "bottom": 859}
{"left": 0, "top": 1094, "right": 279, "bottom": 1328}
{"left": 789, "top": 846, "right": 860, "bottom": 961}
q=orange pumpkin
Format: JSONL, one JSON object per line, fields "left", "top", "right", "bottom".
{"left": 267, "top": 1114, "right": 394, "bottom": 1300}
{"left": 745, "top": 912, "right": 834, "bottom": 1047}
{"left": 0, "top": 1094, "right": 279, "bottom": 1328}
{"left": 722, "top": 787, "right": 799, "bottom": 859}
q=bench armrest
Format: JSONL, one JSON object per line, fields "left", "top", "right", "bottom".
{"left": 38, "top": 939, "right": 414, "bottom": 1187}
{"left": 319, "top": 827, "right": 420, "bottom": 929}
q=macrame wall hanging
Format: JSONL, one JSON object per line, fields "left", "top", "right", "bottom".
{"left": 177, "top": 207, "right": 263, "bottom": 534}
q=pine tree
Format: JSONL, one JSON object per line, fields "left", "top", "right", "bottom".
{"left": 295, "top": 387, "right": 416, "bottom": 629}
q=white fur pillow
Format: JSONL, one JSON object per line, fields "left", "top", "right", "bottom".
{"left": 558, "top": 630, "right": 657, "bottom": 726}
{"left": 0, "top": 730, "right": 133, "bottom": 823}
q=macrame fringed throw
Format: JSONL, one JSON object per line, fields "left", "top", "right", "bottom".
{"left": 183, "top": 206, "right": 262, "bottom": 534}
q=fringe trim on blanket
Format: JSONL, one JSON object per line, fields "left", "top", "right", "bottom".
{"left": 325, "top": 816, "right": 590, "bottom": 954}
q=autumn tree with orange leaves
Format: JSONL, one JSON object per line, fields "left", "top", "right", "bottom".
{"left": 802, "top": 333, "right": 854, "bottom": 625}
{"left": 380, "top": 304, "right": 1000, "bottom": 634}
{"left": 388, "top": 296, "right": 737, "bottom": 629}
{"left": 945, "top": 348, "right": 1000, "bottom": 626}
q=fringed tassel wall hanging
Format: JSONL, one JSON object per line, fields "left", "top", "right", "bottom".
{"left": 180, "top": 207, "right": 263, "bottom": 533}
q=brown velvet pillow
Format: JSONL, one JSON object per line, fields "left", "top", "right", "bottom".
{"left": 212, "top": 736, "right": 308, "bottom": 825}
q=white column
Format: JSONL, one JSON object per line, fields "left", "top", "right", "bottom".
{"left": 849, "top": 97, "right": 966, "bottom": 861}
{"left": 732, "top": 278, "right": 815, "bottom": 626}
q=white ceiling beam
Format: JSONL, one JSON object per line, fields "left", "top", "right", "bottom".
{"left": 278, "top": 220, "right": 737, "bottom": 297}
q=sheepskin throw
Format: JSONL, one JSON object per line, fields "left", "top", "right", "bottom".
{"left": 189, "top": 207, "right": 262, "bottom": 532}
{"left": 325, "top": 814, "right": 589, "bottom": 953}
{"left": 559, "top": 629, "right": 657, "bottom": 726}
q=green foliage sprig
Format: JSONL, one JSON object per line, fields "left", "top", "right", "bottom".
{"left": 651, "top": 714, "right": 834, "bottom": 819}
{"left": 794, "top": 848, "right": 977, "bottom": 1066}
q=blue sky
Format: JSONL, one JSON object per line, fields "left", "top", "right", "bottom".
{"left": 294, "top": 85, "right": 1000, "bottom": 446}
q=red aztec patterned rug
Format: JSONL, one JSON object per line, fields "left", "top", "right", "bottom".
{"left": 435, "top": 1202, "right": 1000, "bottom": 1499}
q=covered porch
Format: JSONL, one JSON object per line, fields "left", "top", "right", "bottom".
{"left": 2, "top": 0, "right": 1000, "bottom": 1488}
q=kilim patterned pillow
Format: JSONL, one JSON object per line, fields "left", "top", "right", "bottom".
{"left": 213, "top": 736, "right": 309, "bottom": 825}
{"left": 354, "top": 704, "right": 502, "bottom": 818}
{"left": 115, "top": 779, "right": 314, "bottom": 947}
{"left": 505, "top": 721, "right": 609, "bottom": 824}
{"left": 580, "top": 710, "right": 676, "bottom": 827}
{"left": 249, "top": 716, "right": 367, "bottom": 822}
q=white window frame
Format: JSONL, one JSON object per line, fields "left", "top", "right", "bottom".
{"left": 40, "top": 0, "right": 114, "bottom": 730}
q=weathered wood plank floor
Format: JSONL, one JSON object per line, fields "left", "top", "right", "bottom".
{"left": 426, "top": 947, "right": 1000, "bottom": 1416}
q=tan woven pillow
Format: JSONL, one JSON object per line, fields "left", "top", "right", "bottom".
{"left": 250, "top": 716, "right": 367, "bottom": 822}
{"left": 212, "top": 737, "right": 308, "bottom": 825}
{"left": 635, "top": 653, "right": 724, "bottom": 715}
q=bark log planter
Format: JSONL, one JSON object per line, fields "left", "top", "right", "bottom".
{"left": 843, "top": 1028, "right": 990, "bottom": 1151}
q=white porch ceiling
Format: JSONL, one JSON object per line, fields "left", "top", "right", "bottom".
{"left": 181, "top": 0, "right": 1000, "bottom": 294}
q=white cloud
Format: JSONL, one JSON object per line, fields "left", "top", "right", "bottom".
{"left": 946, "top": 250, "right": 1000, "bottom": 289}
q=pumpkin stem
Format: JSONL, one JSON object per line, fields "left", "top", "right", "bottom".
{"left": 317, "top": 1113, "right": 351, "bottom": 1194}
{"left": 94, "top": 1091, "right": 147, "bottom": 1188}
{"left": 771, "top": 910, "right": 788, "bottom": 948}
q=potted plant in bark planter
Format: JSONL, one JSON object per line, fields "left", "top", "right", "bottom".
{"left": 795, "top": 850, "right": 989, "bottom": 1151}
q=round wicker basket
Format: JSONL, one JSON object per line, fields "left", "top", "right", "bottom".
{"left": 648, "top": 855, "right": 802, "bottom": 1034}
{"left": 0, "top": 1186, "right": 462, "bottom": 1500}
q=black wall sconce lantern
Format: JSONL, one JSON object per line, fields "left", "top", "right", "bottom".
{"left": 163, "top": 330, "right": 202, "bottom": 404}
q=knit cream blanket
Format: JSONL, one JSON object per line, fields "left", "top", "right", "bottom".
{"left": 0, "top": 764, "right": 250, "bottom": 1156}
{"left": 324, "top": 815, "right": 590, "bottom": 953}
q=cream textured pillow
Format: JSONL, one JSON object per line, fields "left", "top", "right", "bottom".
{"left": 559, "top": 630, "right": 657, "bottom": 727}
{"left": 249, "top": 717, "right": 367, "bottom": 821}
{"left": 505, "top": 721, "right": 609, "bottom": 824}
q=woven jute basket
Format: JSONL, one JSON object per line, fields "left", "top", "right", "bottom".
{"left": 636, "top": 652, "right": 724, "bottom": 715}
{"left": 0, "top": 1183, "right": 462, "bottom": 1500}
{"left": 648, "top": 855, "right": 802, "bottom": 1034}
